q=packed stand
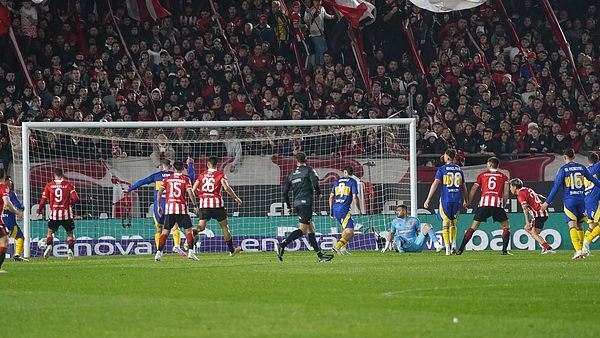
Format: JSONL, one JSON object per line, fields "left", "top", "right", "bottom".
{"left": 0, "top": 0, "right": 599, "bottom": 170}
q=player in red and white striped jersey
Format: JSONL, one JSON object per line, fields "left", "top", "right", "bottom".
{"left": 36, "top": 168, "right": 79, "bottom": 260}
{"left": 509, "top": 178, "right": 555, "bottom": 254}
{"left": 155, "top": 161, "right": 198, "bottom": 262}
{"left": 457, "top": 157, "right": 512, "bottom": 255}
{"left": 0, "top": 168, "right": 24, "bottom": 273}
{"left": 191, "top": 156, "right": 243, "bottom": 257}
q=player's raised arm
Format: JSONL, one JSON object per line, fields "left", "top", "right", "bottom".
{"left": 221, "top": 177, "right": 242, "bottom": 206}
{"left": 186, "top": 156, "right": 195, "bottom": 181}
{"left": 127, "top": 173, "right": 156, "bottom": 192}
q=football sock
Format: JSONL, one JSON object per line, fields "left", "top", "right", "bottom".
{"left": 192, "top": 229, "right": 199, "bottom": 237}
{"left": 450, "top": 225, "right": 457, "bottom": 245}
{"left": 570, "top": 228, "right": 582, "bottom": 251}
{"left": 308, "top": 233, "right": 322, "bottom": 256}
{"left": 335, "top": 238, "right": 347, "bottom": 249}
{"left": 226, "top": 239, "right": 235, "bottom": 253}
{"left": 186, "top": 233, "right": 194, "bottom": 249}
{"left": 577, "top": 229, "right": 584, "bottom": 248}
{"left": 427, "top": 227, "right": 439, "bottom": 243}
{"left": 67, "top": 239, "right": 75, "bottom": 252}
{"left": 585, "top": 229, "right": 592, "bottom": 241}
{"left": 458, "top": 228, "right": 475, "bottom": 252}
{"left": 15, "top": 238, "right": 24, "bottom": 256}
{"left": 502, "top": 228, "right": 510, "bottom": 252}
{"left": 542, "top": 242, "right": 551, "bottom": 250}
{"left": 158, "top": 234, "right": 168, "bottom": 251}
{"left": 586, "top": 226, "right": 600, "bottom": 242}
{"left": 442, "top": 226, "right": 450, "bottom": 248}
{"left": 173, "top": 229, "right": 181, "bottom": 247}
{"left": 154, "top": 232, "right": 161, "bottom": 250}
{"left": 281, "top": 229, "right": 304, "bottom": 249}
{"left": 46, "top": 236, "right": 53, "bottom": 246}
{"left": 0, "top": 247, "right": 6, "bottom": 269}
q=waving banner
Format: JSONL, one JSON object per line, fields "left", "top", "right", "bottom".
{"left": 409, "top": 0, "right": 486, "bottom": 13}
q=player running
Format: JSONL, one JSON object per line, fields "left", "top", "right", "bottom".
{"left": 37, "top": 167, "right": 80, "bottom": 260}
{"left": 190, "top": 156, "right": 242, "bottom": 257}
{"left": 126, "top": 157, "right": 195, "bottom": 255}
{"left": 329, "top": 165, "right": 362, "bottom": 255}
{"left": 276, "top": 152, "right": 334, "bottom": 262}
{"left": 583, "top": 153, "right": 600, "bottom": 256}
{"left": 456, "top": 157, "right": 511, "bottom": 255}
{"left": 1, "top": 176, "right": 28, "bottom": 262}
{"left": 0, "top": 169, "right": 24, "bottom": 273}
{"left": 542, "top": 149, "right": 600, "bottom": 259}
{"left": 508, "top": 178, "right": 555, "bottom": 254}
{"left": 155, "top": 161, "right": 198, "bottom": 262}
{"left": 381, "top": 205, "right": 440, "bottom": 253}
{"left": 424, "top": 149, "right": 468, "bottom": 255}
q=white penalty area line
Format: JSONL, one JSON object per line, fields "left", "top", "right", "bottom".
{"left": 382, "top": 284, "right": 498, "bottom": 297}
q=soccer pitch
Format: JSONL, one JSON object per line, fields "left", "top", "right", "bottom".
{"left": 2, "top": 251, "right": 598, "bottom": 337}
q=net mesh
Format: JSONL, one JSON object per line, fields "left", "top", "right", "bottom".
{"left": 8, "top": 121, "right": 416, "bottom": 257}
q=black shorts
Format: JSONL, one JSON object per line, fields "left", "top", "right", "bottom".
{"left": 532, "top": 216, "right": 548, "bottom": 229}
{"left": 198, "top": 208, "right": 227, "bottom": 222}
{"left": 164, "top": 214, "right": 193, "bottom": 230}
{"left": 294, "top": 205, "right": 313, "bottom": 225}
{"left": 473, "top": 206, "right": 508, "bottom": 223}
{"left": 48, "top": 219, "right": 75, "bottom": 232}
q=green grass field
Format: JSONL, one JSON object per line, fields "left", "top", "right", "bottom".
{"left": 1, "top": 250, "right": 599, "bottom": 337}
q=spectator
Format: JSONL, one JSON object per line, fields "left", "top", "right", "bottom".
{"left": 223, "top": 129, "right": 243, "bottom": 173}
{"left": 304, "top": 0, "right": 334, "bottom": 66}
{"left": 578, "top": 132, "right": 599, "bottom": 156}
{"left": 524, "top": 127, "right": 549, "bottom": 153}
{"left": 150, "top": 133, "right": 175, "bottom": 168}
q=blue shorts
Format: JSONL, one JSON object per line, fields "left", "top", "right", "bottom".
{"left": 564, "top": 202, "right": 586, "bottom": 223}
{"left": 585, "top": 197, "right": 600, "bottom": 223}
{"left": 332, "top": 209, "right": 354, "bottom": 229}
{"left": 7, "top": 224, "right": 23, "bottom": 239}
{"left": 437, "top": 201, "right": 461, "bottom": 224}
{"left": 395, "top": 233, "right": 427, "bottom": 253}
{"left": 153, "top": 200, "right": 166, "bottom": 227}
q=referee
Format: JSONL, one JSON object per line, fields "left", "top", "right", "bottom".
{"left": 276, "top": 152, "right": 334, "bottom": 262}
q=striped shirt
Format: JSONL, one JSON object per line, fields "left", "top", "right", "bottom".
{"left": 40, "top": 180, "right": 78, "bottom": 220}
{"left": 162, "top": 173, "right": 192, "bottom": 215}
{"left": 476, "top": 170, "right": 509, "bottom": 207}
{"left": 196, "top": 169, "right": 225, "bottom": 209}
{"left": 517, "top": 187, "right": 549, "bottom": 218}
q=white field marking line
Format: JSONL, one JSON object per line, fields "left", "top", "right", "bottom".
{"left": 382, "top": 284, "right": 497, "bottom": 297}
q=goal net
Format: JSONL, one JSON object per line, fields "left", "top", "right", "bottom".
{"left": 8, "top": 119, "right": 417, "bottom": 258}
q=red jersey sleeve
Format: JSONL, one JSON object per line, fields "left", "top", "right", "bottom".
{"left": 517, "top": 189, "right": 528, "bottom": 206}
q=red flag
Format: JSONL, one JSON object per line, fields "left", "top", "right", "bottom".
{"left": 126, "top": 0, "right": 170, "bottom": 22}
{"left": 323, "top": 0, "right": 375, "bottom": 29}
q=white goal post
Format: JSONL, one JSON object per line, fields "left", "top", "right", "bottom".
{"left": 13, "top": 119, "right": 417, "bottom": 257}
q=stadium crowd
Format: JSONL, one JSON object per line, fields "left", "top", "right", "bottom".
{"left": 0, "top": 0, "right": 599, "bottom": 170}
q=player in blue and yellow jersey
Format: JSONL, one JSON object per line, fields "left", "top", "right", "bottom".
{"left": 541, "top": 148, "right": 600, "bottom": 259}
{"left": 1, "top": 176, "right": 28, "bottom": 262}
{"left": 329, "top": 166, "right": 362, "bottom": 255}
{"left": 381, "top": 205, "right": 440, "bottom": 253}
{"left": 424, "top": 149, "right": 468, "bottom": 255}
{"left": 126, "top": 157, "right": 195, "bottom": 253}
{"left": 583, "top": 153, "right": 600, "bottom": 256}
